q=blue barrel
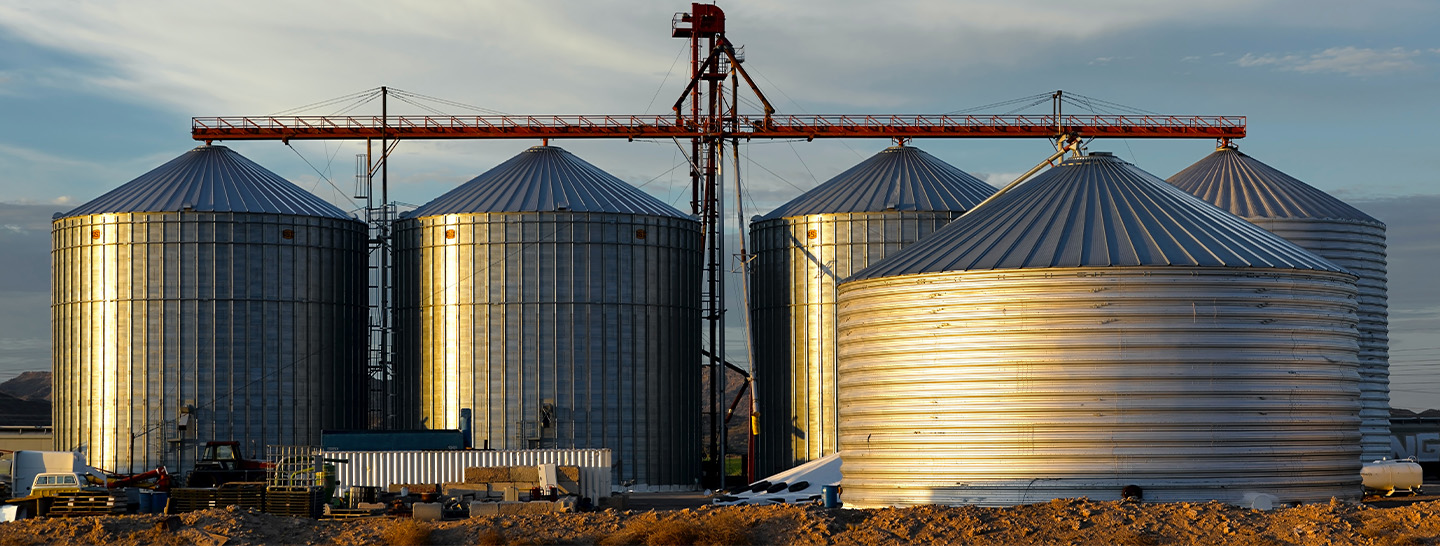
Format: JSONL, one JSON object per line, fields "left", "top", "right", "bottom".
{"left": 152, "top": 491, "right": 169, "bottom": 514}
{"left": 137, "top": 489, "right": 154, "bottom": 513}
{"left": 821, "top": 485, "right": 840, "bottom": 508}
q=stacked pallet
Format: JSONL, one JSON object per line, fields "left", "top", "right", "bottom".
{"left": 167, "top": 488, "right": 218, "bottom": 513}
{"left": 264, "top": 486, "right": 324, "bottom": 518}
{"left": 216, "top": 482, "right": 266, "bottom": 510}
{"left": 47, "top": 490, "right": 125, "bottom": 516}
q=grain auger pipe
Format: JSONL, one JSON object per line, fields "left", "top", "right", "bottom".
{"left": 961, "top": 134, "right": 1082, "bottom": 216}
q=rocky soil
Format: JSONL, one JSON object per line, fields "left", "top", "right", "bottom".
{"left": 0, "top": 496, "right": 1438, "bottom": 545}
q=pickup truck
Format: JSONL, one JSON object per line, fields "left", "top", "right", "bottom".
{"left": 3, "top": 472, "right": 110, "bottom": 519}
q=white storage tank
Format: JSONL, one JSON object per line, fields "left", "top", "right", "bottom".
{"left": 51, "top": 145, "right": 368, "bottom": 475}
{"left": 749, "top": 145, "right": 995, "bottom": 476}
{"left": 393, "top": 146, "right": 702, "bottom": 488}
{"left": 1167, "top": 143, "right": 1391, "bottom": 463}
{"left": 836, "top": 152, "right": 1362, "bottom": 507}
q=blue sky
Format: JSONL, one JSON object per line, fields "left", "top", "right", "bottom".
{"left": 0, "top": 1, "right": 1436, "bottom": 409}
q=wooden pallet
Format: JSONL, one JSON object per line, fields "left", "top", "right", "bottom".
{"left": 46, "top": 490, "right": 124, "bottom": 517}
{"left": 216, "top": 482, "right": 266, "bottom": 510}
{"left": 264, "top": 486, "right": 323, "bottom": 518}
{"left": 168, "top": 488, "right": 219, "bottom": 514}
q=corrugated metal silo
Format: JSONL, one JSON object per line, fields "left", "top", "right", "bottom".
{"left": 394, "top": 146, "right": 701, "bottom": 488}
{"left": 749, "top": 145, "right": 995, "bottom": 476}
{"left": 51, "top": 145, "right": 368, "bottom": 475}
{"left": 837, "top": 152, "right": 1362, "bottom": 507}
{"left": 1167, "top": 144, "right": 1390, "bottom": 463}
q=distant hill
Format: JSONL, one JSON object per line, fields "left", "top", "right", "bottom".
{"left": 0, "top": 391, "right": 49, "bottom": 426}
{"left": 0, "top": 371, "right": 51, "bottom": 401}
{"left": 0, "top": 371, "right": 51, "bottom": 426}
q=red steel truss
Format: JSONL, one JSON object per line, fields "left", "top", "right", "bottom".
{"left": 192, "top": 113, "right": 1245, "bottom": 142}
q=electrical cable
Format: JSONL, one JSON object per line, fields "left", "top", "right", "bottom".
{"left": 645, "top": 43, "right": 690, "bottom": 114}
{"left": 286, "top": 144, "right": 363, "bottom": 211}
{"left": 269, "top": 88, "right": 382, "bottom": 116}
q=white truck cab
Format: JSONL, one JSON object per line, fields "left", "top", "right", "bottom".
{"left": 8, "top": 451, "right": 91, "bottom": 499}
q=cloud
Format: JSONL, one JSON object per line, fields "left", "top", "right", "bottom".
{"left": 1235, "top": 47, "right": 1429, "bottom": 76}
{"left": 0, "top": 0, "right": 1355, "bottom": 118}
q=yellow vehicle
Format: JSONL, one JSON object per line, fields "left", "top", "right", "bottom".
{"left": 4, "top": 472, "right": 110, "bottom": 519}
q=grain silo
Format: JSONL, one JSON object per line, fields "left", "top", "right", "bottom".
{"left": 51, "top": 145, "right": 368, "bottom": 475}
{"left": 749, "top": 145, "right": 995, "bottom": 476}
{"left": 836, "top": 151, "right": 1362, "bottom": 507}
{"left": 1167, "top": 143, "right": 1390, "bottom": 463}
{"left": 393, "top": 145, "right": 701, "bottom": 488}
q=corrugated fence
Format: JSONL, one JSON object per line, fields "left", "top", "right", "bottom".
{"left": 324, "top": 449, "right": 613, "bottom": 502}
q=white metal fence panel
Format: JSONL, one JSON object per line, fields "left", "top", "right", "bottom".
{"left": 324, "top": 449, "right": 613, "bottom": 501}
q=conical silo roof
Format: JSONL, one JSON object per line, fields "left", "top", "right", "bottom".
{"left": 757, "top": 145, "right": 994, "bottom": 220}
{"left": 850, "top": 152, "right": 1346, "bottom": 280}
{"left": 61, "top": 145, "right": 350, "bottom": 219}
{"left": 409, "top": 146, "right": 688, "bottom": 218}
{"left": 1166, "top": 146, "right": 1381, "bottom": 224}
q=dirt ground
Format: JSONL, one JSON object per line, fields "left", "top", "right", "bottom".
{"left": 1, "top": 494, "right": 1438, "bottom": 545}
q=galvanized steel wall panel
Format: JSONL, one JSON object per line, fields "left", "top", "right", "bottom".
{"left": 836, "top": 268, "right": 1362, "bottom": 507}
{"left": 325, "top": 449, "right": 613, "bottom": 501}
{"left": 1167, "top": 148, "right": 1390, "bottom": 463}
{"left": 749, "top": 211, "right": 959, "bottom": 476}
{"left": 1248, "top": 218, "right": 1389, "bottom": 461}
{"left": 394, "top": 212, "right": 701, "bottom": 488}
{"left": 51, "top": 212, "right": 368, "bottom": 475}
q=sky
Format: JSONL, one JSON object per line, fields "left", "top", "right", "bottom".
{"left": 0, "top": 1, "right": 1436, "bottom": 409}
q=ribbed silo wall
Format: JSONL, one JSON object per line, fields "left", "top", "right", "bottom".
{"left": 1244, "top": 218, "right": 1389, "bottom": 462}
{"left": 395, "top": 211, "right": 702, "bottom": 488}
{"left": 750, "top": 211, "right": 960, "bottom": 476}
{"left": 51, "top": 211, "right": 368, "bottom": 474}
{"left": 836, "top": 267, "right": 1361, "bottom": 508}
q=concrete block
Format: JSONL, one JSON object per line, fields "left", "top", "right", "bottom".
{"left": 509, "top": 467, "right": 538, "bottom": 482}
{"left": 496, "top": 501, "right": 525, "bottom": 515}
{"left": 412, "top": 502, "right": 443, "bottom": 521}
{"left": 558, "top": 466, "right": 582, "bottom": 482}
{"left": 442, "top": 484, "right": 488, "bottom": 498}
{"left": 556, "top": 479, "right": 581, "bottom": 495}
{"left": 464, "top": 467, "right": 510, "bottom": 484}
{"left": 519, "top": 501, "right": 557, "bottom": 514}
{"left": 469, "top": 501, "right": 499, "bottom": 517}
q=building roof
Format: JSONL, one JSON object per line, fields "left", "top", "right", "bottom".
{"left": 849, "top": 152, "right": 1346, "bottom": 280}
{"left": 1166, "top": 146, "right": 1381, "bottom": 225}
{"left": 409, "top": 146, "right": 689, "bottom": 218}
{"left": 756, "top": 145, "right": 995, "bottom": 221}
{"left": 61, "top": 145, "right": 351, "bottom": 219}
